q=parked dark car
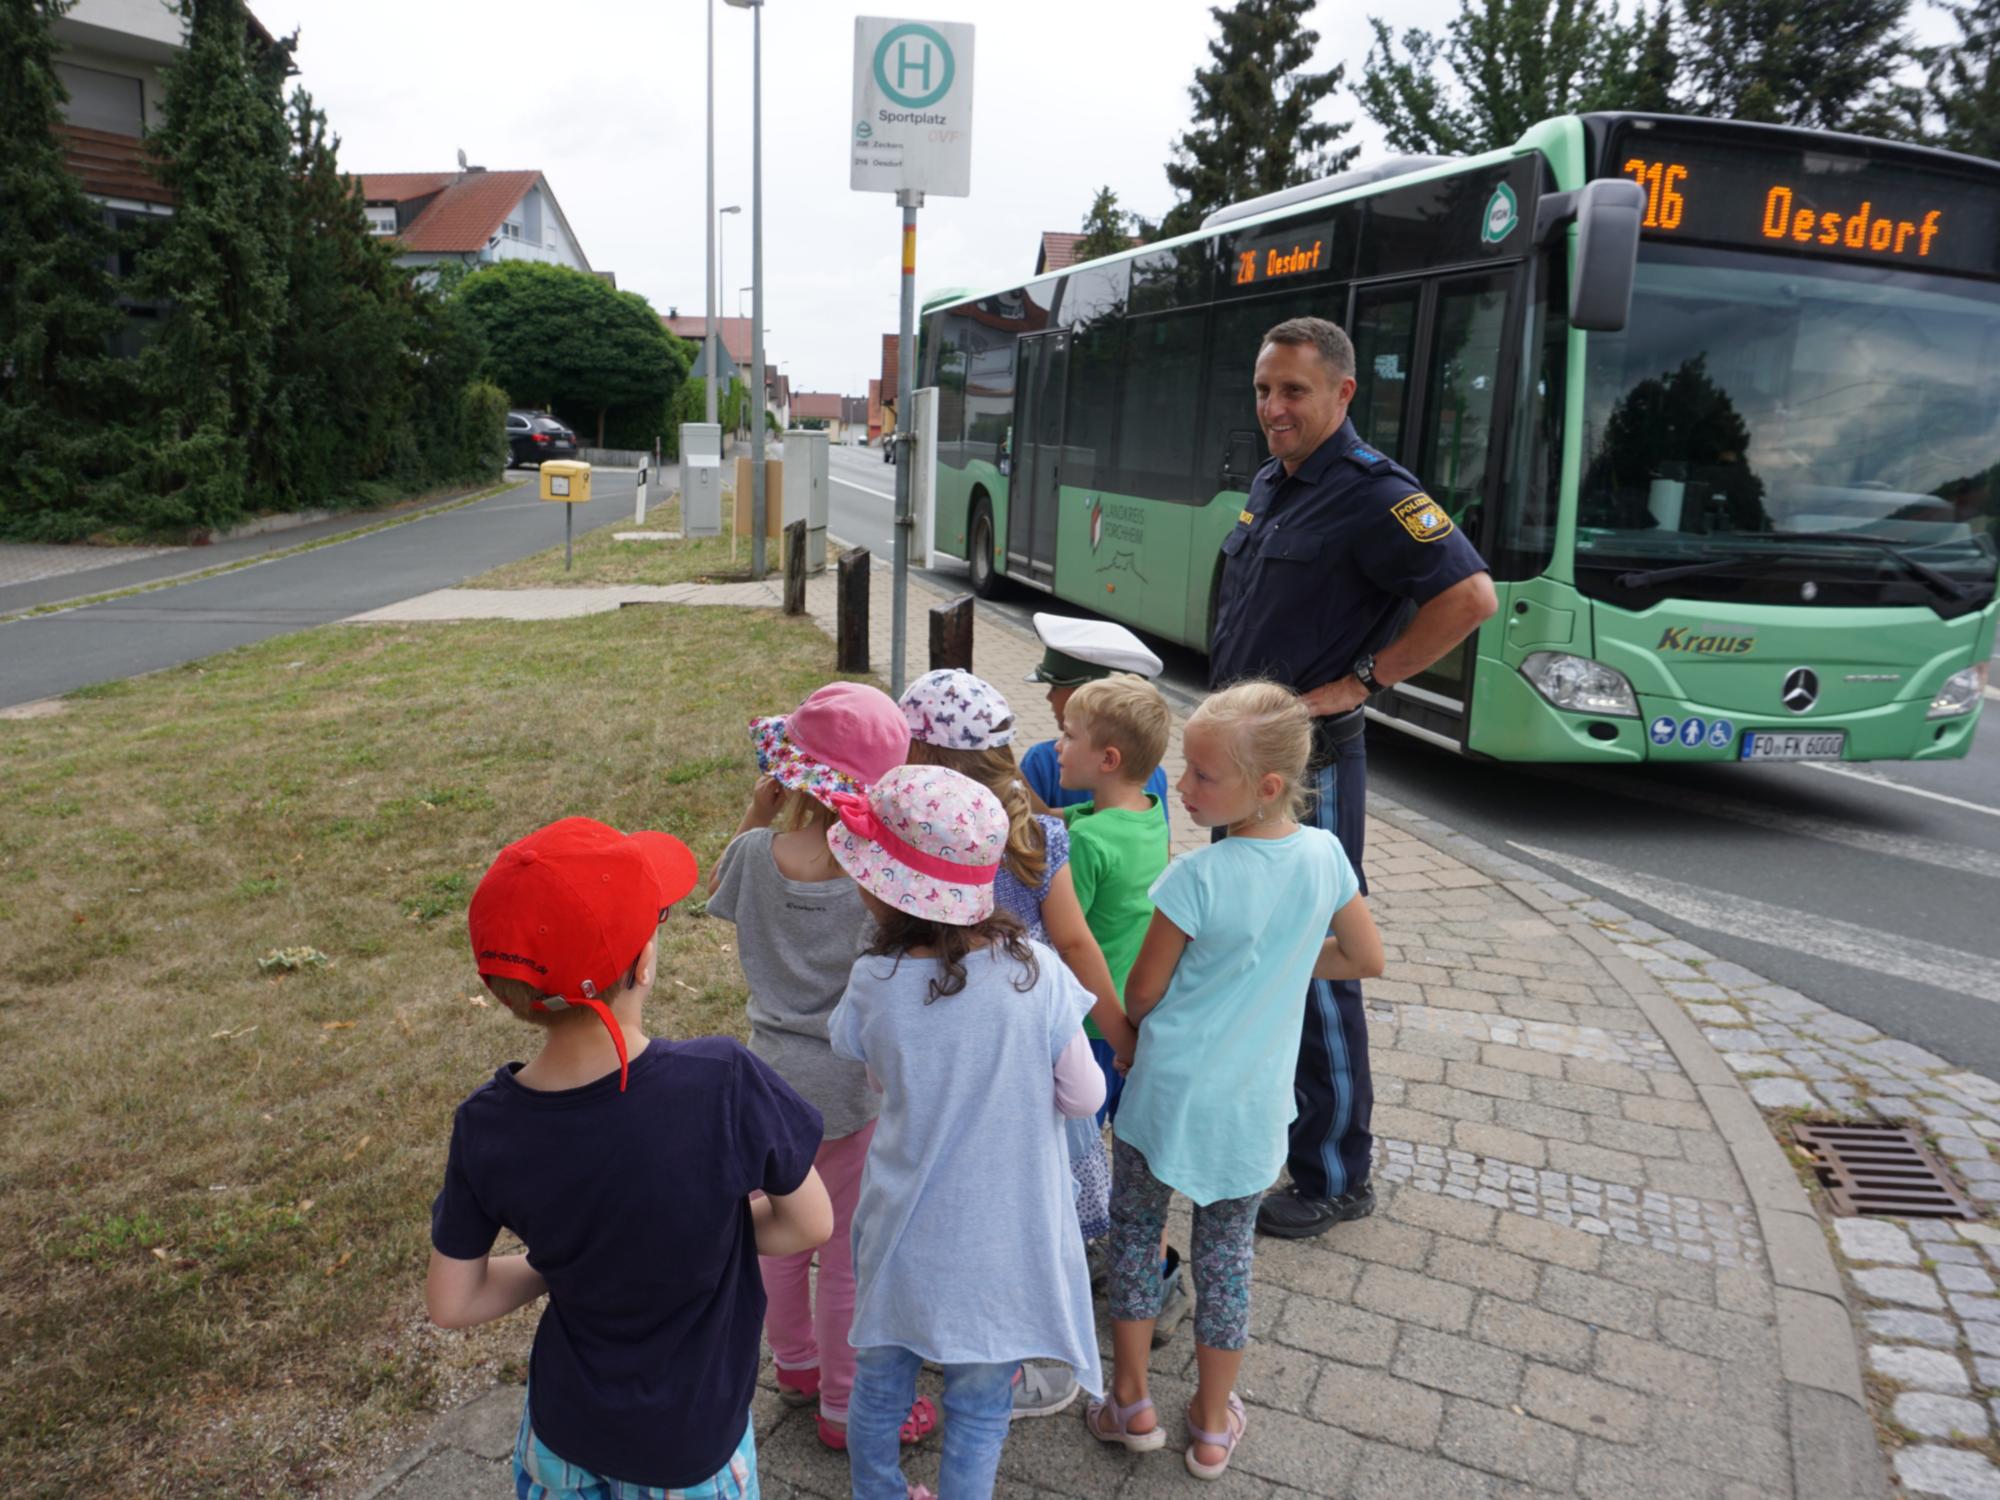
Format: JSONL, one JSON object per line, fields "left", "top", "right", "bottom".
{"left": 506, "top": 410, "right": 578, "bottom": 468}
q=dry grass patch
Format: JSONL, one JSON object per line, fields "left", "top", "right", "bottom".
{"left": 0, "top": 603, "right": 853, "bottom": 1496}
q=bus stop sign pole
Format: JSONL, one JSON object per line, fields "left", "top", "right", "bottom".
{"left": 891, "top": 187, "right": 921, "bottom": 697}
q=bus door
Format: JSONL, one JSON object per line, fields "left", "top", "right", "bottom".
{"left": 1007, "top": 329, "right": 1069, "bottom": 587}
{"left": 1400, "top": 269, "right": 1516, "bottom": 723}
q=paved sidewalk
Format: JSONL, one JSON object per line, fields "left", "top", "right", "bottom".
{"left": 352, "top": 564, "right": 1999, "bottom": 1500}
{"left": 0, "top": 539, "right": 181, "bottom": 588}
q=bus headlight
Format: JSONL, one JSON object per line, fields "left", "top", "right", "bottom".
{"left": 1929, "top": 662, "right": 1990, "bottom": 718}
{"left": 1520, "top": 652, "right": 1640, "bottom": 717}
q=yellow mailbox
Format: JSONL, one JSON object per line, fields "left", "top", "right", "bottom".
{"left": 539, "top": 460, "right": 592, "bottom": 503}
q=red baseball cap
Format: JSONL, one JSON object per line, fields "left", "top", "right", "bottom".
{"left": 468, "top": 817, "right": 700, "bottom": 1090}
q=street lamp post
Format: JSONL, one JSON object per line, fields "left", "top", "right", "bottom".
{"left": 724, "top": 0, "right": 766, "bottom": 580}
{"left": 704, "top": 0, "right": 717, "bottom": 425}
{"left": 718, "top": 204, "right": 740, "bottom": 430}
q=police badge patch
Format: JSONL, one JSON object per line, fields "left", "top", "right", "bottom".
{"left": 1391, "top": 493, "right": 1453, "bottom": 542}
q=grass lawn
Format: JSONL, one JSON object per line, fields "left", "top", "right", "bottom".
{"left": 474, "top": 490, "right": 806, "bottom": 590}
{"left": 0, "top": 601, "right": 854, "bottom": 1496}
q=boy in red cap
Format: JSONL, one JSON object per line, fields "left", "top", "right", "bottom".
{"left": 429, "top": 816, "right": 832, "bottom": 1498}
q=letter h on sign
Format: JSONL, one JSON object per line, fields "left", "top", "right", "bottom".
{"left": 895, "top": 40, "right": 934, "bottom": 91}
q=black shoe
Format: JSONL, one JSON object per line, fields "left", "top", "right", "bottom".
{"left": 1255, "top": 1182, "right": 1375, "bottom": 1239}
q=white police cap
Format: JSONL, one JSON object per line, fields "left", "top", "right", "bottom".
{"left": 1026, "top": 613, "right": 1164, "bottom": 684}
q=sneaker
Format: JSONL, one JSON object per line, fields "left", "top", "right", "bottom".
{"left": 1151, "top": 1248, "right": 1190, "bottom": 1349}
{"left": 1011, "top": 1361, "right": 1080, "bottom": 1420}
{"left": 1255, "top": 1182, "right": 1375, "bottom": 1240}
{"left": 1085, "top": 1238, "right": 1111, "bottom": 1295}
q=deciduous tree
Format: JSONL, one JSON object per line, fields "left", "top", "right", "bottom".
{"left": 1918, "top": 0, "right": 2000, "bottom": 156}
{"left": 1676, "top": 0, "right": 1914, "bottom": 131}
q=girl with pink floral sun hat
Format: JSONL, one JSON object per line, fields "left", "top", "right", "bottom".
{"left": 705, "top": 682, "right": 937, "bottom": 1454}
{"left": 826, "top": 765, "right": 1105, "bottom": 1500}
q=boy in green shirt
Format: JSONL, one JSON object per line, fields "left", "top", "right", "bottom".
{"left": 1056, "top": 671, "right": 1174, "bottom": 1089}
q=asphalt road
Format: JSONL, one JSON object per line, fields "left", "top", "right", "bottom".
{"left": 827, "top": 445, "right": 2000, "bottom": 1079}
{"left": 0, "top": 469, "right": 642, "bottom": 709}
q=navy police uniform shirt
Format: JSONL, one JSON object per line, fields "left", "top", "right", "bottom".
{"left": 1210, "top": 417, "right": 1489, "bottom": 700}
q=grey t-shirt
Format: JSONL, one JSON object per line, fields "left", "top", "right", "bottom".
{"left": 707, "top": 828, "right": 879, "bottom": 1138}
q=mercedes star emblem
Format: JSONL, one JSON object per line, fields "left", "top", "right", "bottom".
{"left": 1800, "top": 581, "right": 1819, "bottom": 601}
{"left": 1782, "top": 667, "right": 1820, "bottom": 713}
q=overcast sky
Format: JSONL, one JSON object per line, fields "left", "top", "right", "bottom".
{"left": 259, "top": 0, "right": 1953, "bottom": 400}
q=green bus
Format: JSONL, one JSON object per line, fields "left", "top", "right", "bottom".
{"left": 918, "top": 112, "right": 1999, "bottom": 763}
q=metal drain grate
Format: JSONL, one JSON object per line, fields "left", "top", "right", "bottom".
{"left": 1793, "top": 1122, "right": 1976, "bottom": 1219}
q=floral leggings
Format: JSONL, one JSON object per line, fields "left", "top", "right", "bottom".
{"left": 1107, "top": 1138, "right": 1258, "bottom": 1350}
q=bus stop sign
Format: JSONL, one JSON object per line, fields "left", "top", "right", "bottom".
{"left": 851, "top": 17, "right": 974, "bottom": 198}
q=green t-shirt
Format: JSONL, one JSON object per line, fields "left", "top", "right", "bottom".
{"left": 1063, "top": 796, "right": 1172, "bottom": 1038}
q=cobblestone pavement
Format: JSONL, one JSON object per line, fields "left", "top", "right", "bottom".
{"left": 355, "top": 561, "right": 2000, "bottom": 1500}
{"left": 0, "top": 540, "right": 181, "bottom": 588}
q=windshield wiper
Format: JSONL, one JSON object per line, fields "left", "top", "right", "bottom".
{"left": 1613, "top": 553, "right": 1765, "bottom": 589}
{"left": 1775, "top": 531, "right": 1977, "bottom": 603}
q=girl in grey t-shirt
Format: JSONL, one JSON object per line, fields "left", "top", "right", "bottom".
{"left": 705, "top": 682, "right": 936, "bottom": 1453}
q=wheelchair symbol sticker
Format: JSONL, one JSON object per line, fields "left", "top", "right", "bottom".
{"left": 1707, "top": 718, "right": 1735, "bottom": 749}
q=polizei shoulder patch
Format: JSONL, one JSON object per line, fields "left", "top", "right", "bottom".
{"left": 1391, "top": 493, "right": 1453, "bottom": 542}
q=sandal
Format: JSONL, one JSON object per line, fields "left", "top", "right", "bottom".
{"left": 1184, "top": 1392, "right": 1247, "bottom": 1481}
{"left": 1085, "top": 1392, "right": 1167, "bottom": 1453}
{"left": 815, "top": 1396, "right": 939, "bottom": 1451}
{"left": 775, "top": 1365, "right": 820, "bottom": 1408}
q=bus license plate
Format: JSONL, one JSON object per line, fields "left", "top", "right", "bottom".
{"left": 1740, "top": 730, "right": 1846, "bottom": 761}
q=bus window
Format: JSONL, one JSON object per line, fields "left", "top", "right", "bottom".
{"left": 1490, "top": 249, "right": 1567, "bottom": 582}
{"left": 1418, "top": 272, "right": 1512, "bottom": 534}
{"left": 1349, "top": 285, "right": 1421, "bottom": 462}
{"left": 1115, "top": 308, "right": 1207, "bottom": 501}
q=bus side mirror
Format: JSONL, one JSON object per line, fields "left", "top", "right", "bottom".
{"left": 1536, "top": 178, "right": 1645, "bottom": 332}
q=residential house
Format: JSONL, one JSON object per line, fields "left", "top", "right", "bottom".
{"left": 51, "top": 0, "right": 279, "bottom": 351}
{"left": 790, "top": 391, "right": 859, "bottom": 443}
{"left": 356, "top": 167, "right": 592, "bottom": 279}
{"left": 1033, "top": 229, "right": 1141, "bottom": 276}
{"left": 661, "top": 313, "right": 787, "bottom": 432}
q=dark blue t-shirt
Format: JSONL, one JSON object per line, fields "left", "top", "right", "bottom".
{"left": 1210, "top": 418, "right": 1488, "bottom": 694}
{"left": 1020, "top": 738, "right": 1171, "bottom": 830}
{"left": 431, "top": 1036, "right": 822, "bottom": 1488}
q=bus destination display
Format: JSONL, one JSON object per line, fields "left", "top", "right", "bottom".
{"left": 1609, "top": 131, "right": 2000, "bottom": 277}
{"left": 1232, "top": 234, "right": 1329, "bottom": 288}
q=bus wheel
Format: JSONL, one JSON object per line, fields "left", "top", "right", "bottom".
{"left": 969, "top": 500, "right": 999, "bottom": 599}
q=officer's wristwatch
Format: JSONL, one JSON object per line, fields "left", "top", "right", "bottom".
{"left": 1352, "top": 653, "right": 1386, "bottom": 696}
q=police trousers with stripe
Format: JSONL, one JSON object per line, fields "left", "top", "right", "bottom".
{"left": 1292, "top": 738, "right": 1373, "bottom": 1199}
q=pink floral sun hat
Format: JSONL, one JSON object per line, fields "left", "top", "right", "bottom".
{"left": 826, "top": 765, "right": 1008, "bottom": 925}
{"left": 750, "top": 682, "right": 909, "bottom": 808}
{"left": 899, "top": 668, "right": 1015, "bottom": 750}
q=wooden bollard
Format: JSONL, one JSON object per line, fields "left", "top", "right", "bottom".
{"left": 836, "top": 548, "right": 870, "bottom": 672}
{"left": 929, "top": 592, "right": 974, "bottom": 673}
{"left": 783, "top": 519, "right": 807, "bottom": 616}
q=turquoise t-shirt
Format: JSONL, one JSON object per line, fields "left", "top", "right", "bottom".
{"left": 1116, "top": 827, "right": 1359, "bottom": 1206}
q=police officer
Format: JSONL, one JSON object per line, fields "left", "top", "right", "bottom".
{"left": 1210, "top": 316, "right": 1497, "bottom": 1240}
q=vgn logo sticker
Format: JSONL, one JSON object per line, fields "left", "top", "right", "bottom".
{"left": 1481, "top": 183, "right": 1520, "bottom": 245}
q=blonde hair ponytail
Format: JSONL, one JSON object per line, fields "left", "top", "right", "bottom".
{"left": 904, "top": 740, "right": 1048, "bottom": 888}
{"left": 1189, "top": 680, "right": 1314, "bottom": 821}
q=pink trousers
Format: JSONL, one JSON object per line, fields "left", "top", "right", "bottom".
{"left": 761, "top": 1118, "right": 875, "bottom": 1425}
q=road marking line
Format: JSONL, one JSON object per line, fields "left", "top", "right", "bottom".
{"left": 830, "top": 476, "right": 898, "bottom": 502}
{"left": 1803, "top": 762, "right": 2000, "bottom": 820}
{"left": 1985, "top": 683, "right": 1999, "bottom": 702}
{"left": 1510, "top": 841, "right": 2000, "bottom": 1006}
{"left": 1551, "top": 769, "right": 2000, "bottom": 881}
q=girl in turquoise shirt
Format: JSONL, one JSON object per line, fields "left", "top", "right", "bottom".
{"left": 1087, "top": 681, "right": 1384, "bottom": 1481}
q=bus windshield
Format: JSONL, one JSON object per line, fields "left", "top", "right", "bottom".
{"left": 1576, "top": 244, "right": 2000, "bottom": 609}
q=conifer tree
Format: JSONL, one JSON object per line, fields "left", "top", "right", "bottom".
{"left": 0, "top": 0, "right": 134, "bottom": 538}
{"left": 1159, "top": 0, "right": 1359, "bottom": 238}
{"left": 1920, "top": 0, "right": 2000, "bottom": 156}
{"left": 1075, "top": 186, "right": 1133, "bottom": 262}
{"left": 1357, "top": 0, "right": 1670, "bottom": 158}
{"left": 1676, "top": 0, "right": 1913, "bottom": 131}
{"left": 134, "top": 0, "right": 291, "bottom": 532}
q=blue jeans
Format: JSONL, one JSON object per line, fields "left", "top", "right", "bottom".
{"left": 848, "top": 1345, "right": 1014, "bottom": 1500}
